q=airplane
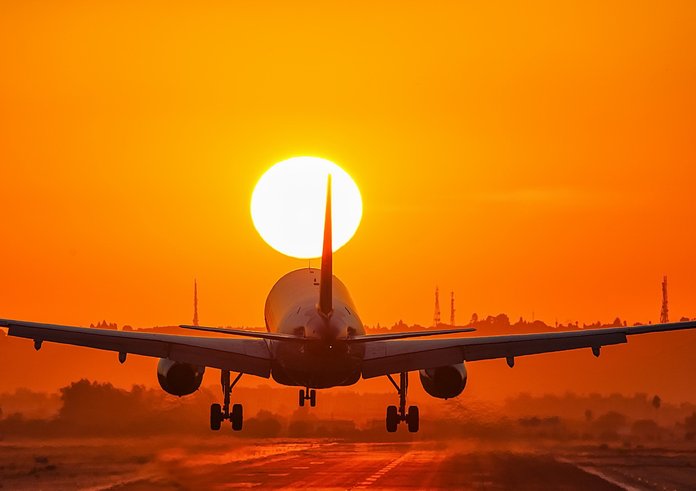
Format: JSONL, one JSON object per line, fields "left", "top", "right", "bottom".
{"left": 2, "top": 176, "right": 696, "bottom": 433}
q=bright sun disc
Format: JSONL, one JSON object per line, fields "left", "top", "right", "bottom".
{"left": 251, "top": 157, "right": 363, "bottom": 259}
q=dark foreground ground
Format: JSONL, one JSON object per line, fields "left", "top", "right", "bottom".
{"left": 1, "top": 437, "right": 695, "bottom": 490}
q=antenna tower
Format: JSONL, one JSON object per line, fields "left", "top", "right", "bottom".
{"left": 660, "top": 276, "right": 669, "bottom": 324}
{"left": 450, "top": 291, "right": 456, "bottom": 327}
{"left": 433, "top": 286, "right": 441, "bottom": 327}
{"left": 193, "top": 279, "right": 199, "bottom": 327}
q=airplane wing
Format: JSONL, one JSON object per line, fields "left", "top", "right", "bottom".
{"left": 0, "top": 319, "right": 272, "bottom": 378}
{"left": 361, "top": 321, "right": 696, "bottom": 378}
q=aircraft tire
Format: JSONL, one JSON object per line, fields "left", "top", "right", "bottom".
{"left": 231, "top": 403, "right": 243, "bottom": 431}
{"left": 210, "top": 403, "right": 222, "bottom": 431}
{"left": 309, "top": 389, "right": 316, "bottom": 407}
{"left": 299, "top": 389, "right": 305, "bottom": 407}
{"left": 386, "top": 405, "right": 398, "bottom": 432}
{"left": 407, "top": 406, "right": 419, "bottom": 433}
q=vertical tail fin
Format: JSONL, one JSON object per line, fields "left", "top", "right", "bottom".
{"left": 319, "top": 174, "right": 333, "bottom": 316}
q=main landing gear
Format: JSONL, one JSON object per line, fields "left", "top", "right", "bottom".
{"left": 210, "top": 370, "right": 243, "bottom": 431}
{"left": 386, "top": 371, "right": 419, "bottom": 433}
{"left": 299, "top": 387, "right": 317, "bottom": 407}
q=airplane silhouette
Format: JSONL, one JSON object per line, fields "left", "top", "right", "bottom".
{"left": 3, "top": 176, "right": 696, "bottom": 432}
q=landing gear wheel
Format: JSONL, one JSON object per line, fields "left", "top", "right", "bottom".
{"left": 210, "top": 371, "right": 244, "bottom": 432}
{"left": 231, "top": 403, "right": 243, "bottom": 431}
{"left": 210, "top": 403, "right": 223, "bottom": 431}
{"left": 386, "top": 372, "right": 420, "bottom": 433}
{"left": 386, "top": 405, "right": 398, "bottom": 432}
{"left": 407, "top": 405, "right": 419, "bottom": 433}
{"left": 299, "top": 388, "right": 316, "bottom": 407}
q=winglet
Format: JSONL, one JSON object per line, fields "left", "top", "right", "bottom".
{"left": 318, "top": 174, "right": 333, "bottom": 316}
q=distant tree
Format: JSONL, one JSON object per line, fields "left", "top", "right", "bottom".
{"left": 593, "top": 411, "right": 627, "bottom": 437}
{"left": 632, "top": 419, "right": 660, "bottom": 440}
{"left": 244, "top": 410, "right": 282, "bottom": 437}
{"left": 685, "top": 412, "right": 696, "bottom": 436}
{"left": 58, "top": 379, "right": 128, "bottom": 428}
{"left": 612, "top": 317, "right": 622, "bottom": 327}
{"left": 288, "top": 418, "right": 314, "bottom": 437}
{"left": 494, "top": 314, "right": 510, "bottom": 328}
{"left": 585, "top": 409, "right": 593, "bottom": 422}
{"left": 469, "top": 313, "right": 478, "bottom": 325}
{"left": 652, "top": 395, "right": 661, "bottom": 410}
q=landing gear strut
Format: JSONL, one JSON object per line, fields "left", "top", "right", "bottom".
{"left": 299, "top": 387, "right": 317, "bottom": 407}
{"left": 210, "top": 370, "right": 243, "bottom": 431}
{"left": 385, "top": 371, "right": 419, "bottom": 433}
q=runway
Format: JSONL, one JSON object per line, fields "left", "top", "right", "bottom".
{"left": 2, "top": 438, "right": 696, "bottom": 490}
{"left": 162, "top": 443, "right": 621, "bottom": 490}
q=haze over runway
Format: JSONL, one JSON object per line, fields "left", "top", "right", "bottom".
{"left": 3, "top": 439, "right": 696, "bottom": 490}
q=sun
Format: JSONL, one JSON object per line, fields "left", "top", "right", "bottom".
{"left": 250, "top": 157, "right": 363, "bottom": 259}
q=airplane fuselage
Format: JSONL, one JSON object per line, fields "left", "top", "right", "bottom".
{"left": 265, "top": 268, "right": 365, "bottom": 388}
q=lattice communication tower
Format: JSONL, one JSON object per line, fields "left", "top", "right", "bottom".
{"left": 193, "top": 279, "right": 199, "bottom": 327}
{"left": 660, "top": 276, "right": 669, "bottom": 324}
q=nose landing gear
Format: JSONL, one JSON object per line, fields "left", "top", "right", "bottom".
{"left": 210, "top": 370, "right": 244, "bottom": 431}
{"left": 385, "top": 371, "right": 419, "bottom": 432}
{"left": 299, "top": 388, "right": 317, "bottom": 407}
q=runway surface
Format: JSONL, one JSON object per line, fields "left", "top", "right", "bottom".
{"left": 2, "top": 438, "right": 695, "bottom": 490}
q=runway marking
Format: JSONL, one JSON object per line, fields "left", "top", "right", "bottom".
{"left": 292, "top": 466, "right": 310, "bottom": 470}
{"left": 268, "top": 473, "right": 289, "bottom": 477}
{"left": 353, "top": 452, "right": 412, "bottom": 489}
{"left": 309, "top": 461, "right": 325, "bottom": 465}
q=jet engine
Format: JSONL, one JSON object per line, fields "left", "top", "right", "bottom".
{"left": 419, "top": 363, "right": 467, "bottom": 399}
{"left": 157, "top": 358, "right": 205, "bottom": 396}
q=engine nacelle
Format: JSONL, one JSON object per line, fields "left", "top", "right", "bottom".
{"left": 157, "top": 358, "right": 205, "bottom": 397}
{"left": 419, "top": 363, "right": 467, "bottom": 399}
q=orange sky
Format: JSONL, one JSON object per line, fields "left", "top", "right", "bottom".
{"left": 2, "top": 1, "right": 696, "bottom": 330}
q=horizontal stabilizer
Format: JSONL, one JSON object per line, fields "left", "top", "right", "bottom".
{"left": 180, "top": 324, "right": 308, "bottom": 342}
{"left": 346, "top": 327, "right": 476, "bottom": 343}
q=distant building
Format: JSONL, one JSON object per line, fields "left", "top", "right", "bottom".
{"left": 90, "top": 320, "right": 117, "bottom": 330}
